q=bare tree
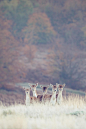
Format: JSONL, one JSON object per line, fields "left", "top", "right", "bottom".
{"left": 47, "top": 43, "right": 86, "bottom": 90}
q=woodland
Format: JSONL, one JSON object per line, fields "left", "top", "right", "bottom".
{"left": 0, "top": 0, "right": 86, "bottom": 91}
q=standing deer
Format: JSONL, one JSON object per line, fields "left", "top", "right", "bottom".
{"left": 56, "top": 83, "right": 65, "bottom": 105}
{"left": 49, "top": 84, "right": 59, "bottom": 105}
{"left": 40, "top": 85, "right": 49, "bottom": 103}
{"left": 40, "top": 84, "right": 58, "bottom": 105}
{"left": 29, "top": 83, "right": 49, "bottom": 103}
{"left": 23, "top": 87, "right": 36, "bottom": 106}
{"left": 29, "top": 83, "right": 38, "bottom": 98}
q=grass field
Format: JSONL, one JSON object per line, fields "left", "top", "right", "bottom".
{"left": 0, "top": 95, "right": 86, "bottom": 129}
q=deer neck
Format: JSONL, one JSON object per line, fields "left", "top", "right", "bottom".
{"left": 25, "top": 93, "right": 30, "bottom": 106}
{"left": 41, "top": 91, "right": 47, "bottom": 103}
{"left": 50, "top": 92, "right": 56, "bottom": 105}
{"left": 58, "top": 90, "right": 62, "bottom": 98}
{"left": 52, "top": 92, "right": 56, "bottom": 99}
{"left": 26, "top": 94, "right": 30, "bottom": 100}
{"left": 43, "top": 92, "right": 46, "bottom": 97}
{"left": 33, "top": 90, "right": 37, "bottom": 98}
{"left": 42, "top": 93, "right": 45, "bottom": 102}
{"left": 57, "top": 90, "right": 63, "bottom": 105}
{"left": 58, "top": 91, "right": 62, "bottom": 95}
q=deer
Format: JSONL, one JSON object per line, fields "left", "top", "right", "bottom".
{"left": 40, "top": 84, "right": 58, "bottom": 105}
{"left": 29, "top": 83, "right": 38, "bottom": 98}
{"left": 29, "top": 83, "right": 49, "bottom": 103}
{"left": 49, "top": 84, "right": 59, "bottom": 105}
{"left": 41, "top": 83, "right": 64, "bottom": 105}
{"left": 40, "top": 85, "right": 49, "bottom": 103}
{"left": 23, "top": 87, "right": 36, "bottom": 106}
{"left": 56, "top": 83, "right": 65, "bottom": 105}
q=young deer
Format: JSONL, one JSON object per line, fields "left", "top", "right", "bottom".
{"left": 56, "top": 83, "right": 65, "bottom": 105}
{"left": 29, "top": 83, "right": 38, "bottom": 98}
{"left": 29, "top": 83, "right": 49, "bottom": 103}
{"left": 49, "top": 84, "right": 59, "bottom": 105}
{"left": 29, "top": 83, "right": 47, "bottom": 102}
{"left": 23, "top": 87, "right": 36, "bottom": 106}
{"left": 40, "top": 84, "right": 58, "bottom": 105}
{"left": 40, "top": 85, "right": 49, "bottom": 102}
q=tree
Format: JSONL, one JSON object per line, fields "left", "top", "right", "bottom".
{"left": 62, "top": 23, "right": 84, "bottom": 46}
{"left": 22, "top": 12, "right": 56, "bottom": 45}
{"left": 21, "top": 45, "right": 37, "bottom": 62}
{"left": 0, "top": 16, "right": 26, "bottom": 88}
{"left": 45, "top": 0, "right": 86, "bottom": 48}
{"left": 0, "top": 0, "right": 33, "bottom": 39}
{"left": 46, "top": 43, "right": 86, "bottom": 90}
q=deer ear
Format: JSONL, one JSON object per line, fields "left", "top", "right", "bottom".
{"left": 56, "top": 83, "right": 59, "bottom": 88}
{"left": 40, "top": 85, "right": 43, "bottom": 88}
{"left": 36, "top": 83, "right": 38, "bottom": 87}
{"left": 63, "top": 83, "right": 65, "bottom": 87}
{"left": 50, "top": 84, "right": 53, "bottom": 87}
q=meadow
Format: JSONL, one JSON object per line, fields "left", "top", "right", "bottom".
{"left": 0, "top": 95, "right": 86, "bottom": 129}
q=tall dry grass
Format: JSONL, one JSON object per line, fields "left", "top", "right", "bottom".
{"left": 0, "top": 95, "right": 86, "bottom": 129}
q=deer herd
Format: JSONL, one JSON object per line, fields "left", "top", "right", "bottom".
{"left": 23, "top": 83, "right": 65, "bottom": 106}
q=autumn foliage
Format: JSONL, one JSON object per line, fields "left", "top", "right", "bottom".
{"left": 22, "top": 12, "right": 56, "bottom": 45}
